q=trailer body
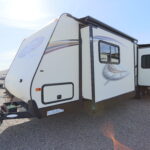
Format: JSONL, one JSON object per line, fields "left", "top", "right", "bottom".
{"left": 2, "top": 13, "right": 140, "bottom": 120}
{"left": 138, "top": 45, "right": 150, "bottom": 86}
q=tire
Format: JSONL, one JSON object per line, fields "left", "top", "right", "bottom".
{"left": 28, "top": 100, "right": 41, "bottom": 118}
{"left": 0, "top": 119, "right": 3, "bottom": 126}
{"left": 0, "top": 108, "right": 3, "bottom": 126}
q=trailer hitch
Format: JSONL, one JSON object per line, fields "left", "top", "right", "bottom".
{"left": 0, "top": 101, "right": 34, "bottom": 126}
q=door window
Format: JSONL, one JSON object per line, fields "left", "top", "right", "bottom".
{"left": 141, "top": 55, "right": 150, "bottom": 68}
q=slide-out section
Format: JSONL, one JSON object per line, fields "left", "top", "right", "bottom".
{"left": 138, "top": 46, "right": 150, "bottom": 86}
{"left": 81, "top": 26, "right": 92, "bottom": 100}
{"left": 92, "top": 27, "right": 135, "bottom": 102}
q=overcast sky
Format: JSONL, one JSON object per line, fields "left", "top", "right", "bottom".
{"left": 0, "top": 0, "right": 150, "bottom": 70}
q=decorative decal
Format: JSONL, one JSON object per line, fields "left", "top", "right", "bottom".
{"left": 93, "top": 36, "right": 125, "bottom": 47}
{"left": 18, "top": 37, "right": 44, "bottom": 58}
{"left": 44, "top": 39, "right": 79, "bottom": 55}
{"left": 103, "top": 64, "right": 129, "bottom": 85}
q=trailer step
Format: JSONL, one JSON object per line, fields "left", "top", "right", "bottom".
{"left": 47, "top": 109, "right": 64, "bottom": 116}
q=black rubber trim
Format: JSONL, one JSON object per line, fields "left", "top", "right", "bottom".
{"left": 98, "top": 40, "right": 120, "bottom": 64}
{"left": 89, "top": 26, "right": 95, "bottom": 103}
{"left": 79, "top": 24, "right": 83, "bottom": 100}
{"left": 133, "top": 43, "right": 137, "bottom": 89}
{"left": 41, "top": 82, "right": 74, "bottom": 104}
{"left": 79, "top": 16, "right": 137, "bottom": 42}
{"left": 138, "top": 44, "right": 150, "bottom": 48}
{"left": 67, "top": 14, "right": 137, "bottom": 42}
{"left": 137, "top": 45, "right": 139, "bottom": 86}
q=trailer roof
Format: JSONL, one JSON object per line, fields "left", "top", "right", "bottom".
{"left": 138, "top": 44, "right": 150, "bottom": 48}
{"left": 78, "top": 16, "right": 137, "bottom": 42}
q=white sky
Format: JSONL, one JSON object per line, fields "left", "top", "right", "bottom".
{"left": 0, "top": 0, "right": 53, "bottom": 70}
{"left": 0, "top": 0, "right": 150, "bottom": 71}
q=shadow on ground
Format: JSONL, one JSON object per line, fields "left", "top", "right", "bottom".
{"left": 1, "top": 97, "right": 150, "bottom": 150}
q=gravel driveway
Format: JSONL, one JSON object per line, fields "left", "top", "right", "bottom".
{"left": 0, "top": 89, "right": 150, "bottom": 150}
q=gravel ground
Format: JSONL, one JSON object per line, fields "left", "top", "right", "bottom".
{"left": 0, "top": 89, "right": 150, "bottom": 150}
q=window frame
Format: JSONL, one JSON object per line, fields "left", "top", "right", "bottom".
{"left": 98, "top": 40, "right": 120, "bottom": 64}
{"left": 141, "top": 54, "right": 150, "bottom": 69}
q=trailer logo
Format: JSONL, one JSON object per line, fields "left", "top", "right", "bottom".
{"left": 18, "top": 37, "right": 44, "bottom": 58}
{"left": 103, "top": 64, "right": 129, "bottom": 84}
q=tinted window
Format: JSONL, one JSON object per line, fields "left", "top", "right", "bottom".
{"left": 99, "top": 41, "right": 120, "bottom": 64}
{"left": 141, "top": 55, "right": 150, "bottom": 68}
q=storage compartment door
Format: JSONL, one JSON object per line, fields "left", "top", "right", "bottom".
{"left": 138, "top": 47, "right": 150, "bottom": 86}
{"left": 42, "top": 83, "right": 74, "bottom": 104}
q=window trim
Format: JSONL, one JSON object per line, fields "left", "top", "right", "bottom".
{"left": 98, "top": 40, "right": 120, "bottom": 64}
{"left": 141, "top": 54, "right": 150, "bottom": 69}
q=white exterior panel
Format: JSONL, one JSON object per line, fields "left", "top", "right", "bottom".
{"left": 31, "top": 14, "right": 79, "bottom": 108}
{"left": 5, "top": 20, "right": 57, "bottom": 102}
{"left": 81, "top": 27, "right": 92, "bottom": 100}
{"left": 4, "top": 13, "right": 137, "bottom": 110}
{"left": 92, "top": 28, "right": 135, "bottom": 102}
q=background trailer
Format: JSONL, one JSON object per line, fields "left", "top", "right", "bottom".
{"left": 0, "top": 13, "right": 140, "bottom": 124}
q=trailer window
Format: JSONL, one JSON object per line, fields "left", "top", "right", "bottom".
{"left": 99, "top": 41, "right": 120, "bottom": 64}
{"left": 141, "top": 55, "right": 150, "bottom": 68}
{"left": 99, "top": 42, "right": 110, "bottom": 63}
{"left": 111, "top": 46, "right": 119, "bottom": 63}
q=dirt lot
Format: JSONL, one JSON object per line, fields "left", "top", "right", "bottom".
{"left": 0, "top": 89, "right": 150, "bottom": 150}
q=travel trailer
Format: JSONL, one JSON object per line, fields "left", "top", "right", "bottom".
{"left": 138, "top": 44, "right": 150, "bottom": 86}
{"left": 0, "top": 70, "right": 7, "bottom": 89}
{"left": 0, "top": 13, "right": 148, "bottom": 125}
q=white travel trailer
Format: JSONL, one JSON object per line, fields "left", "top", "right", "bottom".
{"left": 0, "top": 13, "right": 140, "bottom": 124}
{"left": 136, "top": 44, "right": 150, "bottom": 96}
{"left": 138, "top": 44, "right": 150, "bottom": 86}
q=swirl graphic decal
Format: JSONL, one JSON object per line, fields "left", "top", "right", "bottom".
{"left": 44, "top": 39, "right": 79, "bottom": 55}
{"left": 18, "top": 37, "right": 45, "bottom": 58}
{"left": 103, "top": 64, "right": 129, "bottom": 85}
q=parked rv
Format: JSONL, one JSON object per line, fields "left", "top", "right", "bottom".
{"left": 0, "top": 13, "right": 148, "bottom": 125}
{"left": 0, "top": 70, "right": 7, "bottom": 89}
